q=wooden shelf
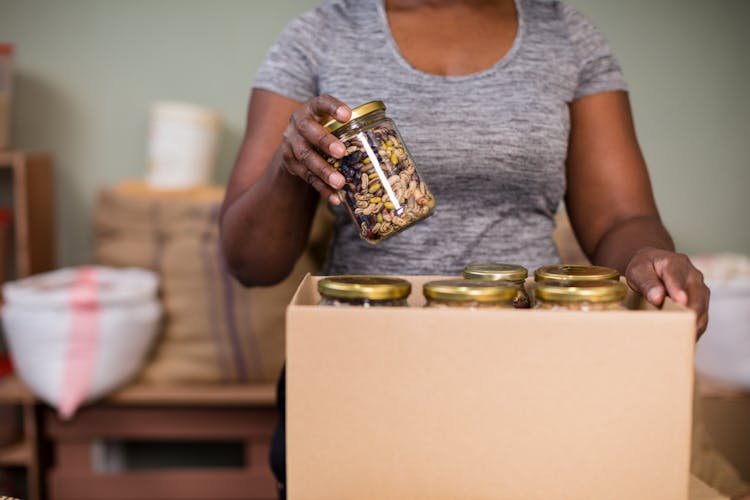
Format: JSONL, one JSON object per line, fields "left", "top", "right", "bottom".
{"left": 106, "top": 381, "right": 276, "bottom": 407}
{"left": 0, "top": 374, "right": 277, "bottom": 407}
{"left": 0, "top": 149, "right": 56, "bottom": 500}
{"left": 0, "top": 149, "right": 56, "bottom": 278}
{"left": 0, "top": 375, "right": 36, "bottom": 404}
{"left": 0, "top": 438, "right": 32, "bottom": 466}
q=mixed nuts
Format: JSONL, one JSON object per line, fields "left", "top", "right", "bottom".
{"left": 327, "top": 125, "right": 435, "bottom": 243}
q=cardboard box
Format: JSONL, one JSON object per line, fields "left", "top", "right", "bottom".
{"left": 698, "top": 377, "right": 750, "bottom": 487}
{"left": 286, "top": 275, "right": 696, "bottom": 500}
{"left": 690, "top": 476, "right": 730, "bottom": 499}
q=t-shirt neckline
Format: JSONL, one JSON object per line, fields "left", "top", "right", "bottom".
{"left": 376, "top": 0, "right": 526, "bottom": 83}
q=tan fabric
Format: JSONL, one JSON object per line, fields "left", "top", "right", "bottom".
{"left": 552, "top": 206, "right": 590, "bottom": 265}
{"left": 94, "top": 181, "right": 333, "bottom": 383}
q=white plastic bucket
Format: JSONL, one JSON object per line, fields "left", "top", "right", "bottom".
{"left": 694, "top": 253, "right": 750, "bottom": 390}
{"left": 1, "top": 267, "right": 161, "bottom": 418}
{"left": 145, "top": 101, "right": 221, "bottom": 189}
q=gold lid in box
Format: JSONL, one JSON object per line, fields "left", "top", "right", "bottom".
{"left": 318, "top": 275, "right": 411, "bottom": 300}
{"left": 423, "top": 279, "right": 517, "bottom": 303}
{"left": 462, "top": 263, "right": 528, "bottom": 282}
{"left": 534, "top": 264, "right": 620, "bottom": 283}
{"left": 534, "top": 280, "right": 627, "bottom": 303}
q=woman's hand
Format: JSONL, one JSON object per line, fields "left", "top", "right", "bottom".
{"left": 279, "top": 95, "right": 352, "bottom": 204}
{"left": 625, "top": 246, "right": 710, "bottom": 337}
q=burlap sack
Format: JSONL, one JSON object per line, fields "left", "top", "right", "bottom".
{"left": 94, "top": 181, "right": 333, "bottom": 383}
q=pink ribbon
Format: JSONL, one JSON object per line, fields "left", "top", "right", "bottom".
{"left": 58, "top": 267, "right": 100, "bottom": 419}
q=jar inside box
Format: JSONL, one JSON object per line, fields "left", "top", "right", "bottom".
{"left": 462, "top": 262, "right": 531, "bottom": 309}
{"left": 318, "top": 275, "right": 411, "bottom": 307}
{"left": 533, "top": 280, "right": 628, "bottom": 310}
{"left": 423, "top": 278, "right": 516, "bottom": 309}
{"left": 534, "top": 264, "right": 620, "bottom": 284}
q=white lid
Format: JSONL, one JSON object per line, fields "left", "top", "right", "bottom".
{"left": 2, "top": 266, "right": 159, "bottom": 307}
{"left": 151, "top": 100, "right": 221, "bottom": 126}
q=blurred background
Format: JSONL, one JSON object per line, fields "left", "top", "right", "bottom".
{"left": 0, "top": 0, "right": 748, "bottom": 266}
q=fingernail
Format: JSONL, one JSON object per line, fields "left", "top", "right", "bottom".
{"left": 336, "top": 106, "right": 350, "bottom": 121}
{"left": 330, "top": 142, "right": 345, "bottom": 157}
{"left": 675, "top": 290, "right": 688, "bottom": 304}
{"left": 328, "top": 193, "right": 340, "bottom": 205}
{"left": 329, "top": 172, "right": 345, "bottom": 188}
{"left": 647, "top": 288, "right": 661, "bottom": 303}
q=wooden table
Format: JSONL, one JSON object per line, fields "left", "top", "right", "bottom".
{"left": 46, "top": 381, "right": 278, "bottom": 500}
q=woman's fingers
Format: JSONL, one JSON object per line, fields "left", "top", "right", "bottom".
{"left": 625, "top": 247, "right": 710, "bottom": 337}
{"left": 625, "top": 251, "right": 666, "bottom": 306}
{"left": 280, "top": 142, "right": 340, "bottom": 203}
{"left": 279, "top": 95, "right": 352, "bottom": 200}
{"left": 291, "top": 107, "right": 346, "bottom": 158}
{"left": 307, "top": 94, "right": 352, "bottom": 123}
{"left": 301, "top": 95, "right": 351, "bottom": 157}
{"left": 286, "top": 131, "right": 345, "bottom": 188}
{"left": 654, "top": 253, "right": 691, "bottom": 305}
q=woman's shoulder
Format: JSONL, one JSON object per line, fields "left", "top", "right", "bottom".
{"left": 520, "top": 0, "right": 603, "bottom": 35}
{"left": 292, "top": 0, "right": 379, "bottom": 33}
{"left": 268, "top": 0, "right": 378, "bottom": 60}
{"left": 520, "top": 0, "right": 627, "bottom": 98}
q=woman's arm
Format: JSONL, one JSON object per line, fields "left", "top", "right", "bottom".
{"left": 219, "top": 89, "right": 351, "bottom": 286}
{"left": 565, "top": 90, "right": 709, "bottom": 335}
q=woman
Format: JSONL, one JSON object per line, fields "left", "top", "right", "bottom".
{"left": 220, "top": 0, "right": 716, "bottom": 497}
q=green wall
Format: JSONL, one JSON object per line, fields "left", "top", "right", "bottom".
{"left": 1, "top": 0, "right": 748, "bottom": 266}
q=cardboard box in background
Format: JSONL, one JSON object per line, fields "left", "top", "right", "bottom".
{"left": 286, "top": 274, "right": 696, "bottom": 500}
{"left": 699, "top": 378, "right": 750, "bottom": 484}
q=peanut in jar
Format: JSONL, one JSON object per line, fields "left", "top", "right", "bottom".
{"left": 533, "top": 280, "right": 628, "bottom": 311}
{"left": 322, "top": 101, "right": 436, "bottom": 244}
{"left": 318, "top": 275, "right": 411, "bottom": 307}
{"left": 462, "top": 263, "right": 531, "bottom": 308}
{"left": 423, "top": 279, "right": 516, "bottom": 309}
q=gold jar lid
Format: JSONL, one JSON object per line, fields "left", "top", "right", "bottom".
{"left": 322, "top": 100, "right": 385, "bottom": 135}
{"left": 318, "top": 275, "right": 411, "bottom": 301}
{"left": 423, "top": 279, "right": 517, "bottom": 303}
{"left": 534, "top": 280, "right": 627, "bottom": 303}
{"left": 534, "top": 264, "right": 620, "bottom": 283}
{"left": 462, "top": 263, "right": 528, "bottom": 282}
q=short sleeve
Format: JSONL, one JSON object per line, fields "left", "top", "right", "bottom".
{"left": 560, "top": 3, "right": 628, "bottom": 100}
{"left": 252, "top": 10, "right": 327, "bottom": 103}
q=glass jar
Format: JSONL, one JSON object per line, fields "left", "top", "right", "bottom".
{"left": 423, "top": 279, "right": 516, "bottom": 309}
{"left": 533, "top": 280, "right": 628, "bottom": 311}
{"left": 462, "top": 263, "right": 531, "bottom": 309}
{"left": 533, "top": 264, "right": 620, "bottom": 284}
{"left": 318, "top": 275, "right": 411, "bottom": 307}
{"left": 322, "top": 100, "right": 436, "bottom": 244}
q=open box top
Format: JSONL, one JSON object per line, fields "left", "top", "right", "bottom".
{"left": 286, "top": 274, "right": 696, "bottom": 500}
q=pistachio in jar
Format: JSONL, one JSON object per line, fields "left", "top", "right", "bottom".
{"left": 423, "top": 279, "right": 516, "bottom": 309}
{"left": 318, "top": 275, "right": 411, "bottom": 307}
{"left": 533, "top": 280, "right": 628, "bottom": 311}
{"left": 322, "top": 101, "right": 436, "bottom": 244}
{"left": 462, "top": 263, "right": 530, "bottom": 308}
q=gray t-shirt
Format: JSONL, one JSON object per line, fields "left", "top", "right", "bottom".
{"left": 254, "top": 0, "right": 627, "bottom": 275}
